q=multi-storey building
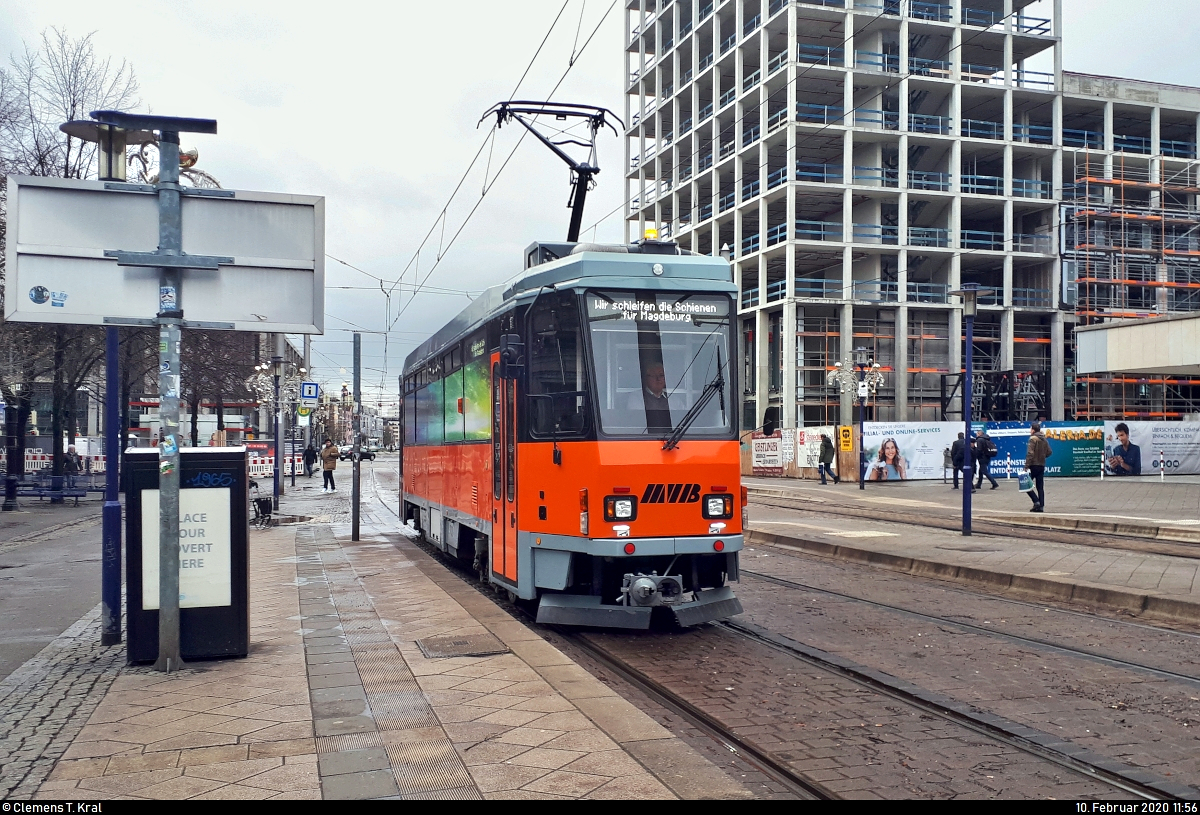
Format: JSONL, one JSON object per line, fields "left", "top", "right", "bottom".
{"left": 623, "top": 0, "right": 1200, "bottom": 428}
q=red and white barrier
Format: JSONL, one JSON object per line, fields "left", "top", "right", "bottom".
{"left": 0, "top": 452, "right": 108, "bottom": 473}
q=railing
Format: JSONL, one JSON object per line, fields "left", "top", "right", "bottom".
{"left": 1115, "top": 134, "right": 1152, "bottom": 154}
{"left": 960, "top": 229, "right": 1004, "bottom": 250}
{"left": 767, "top": 107, "right": 788, "bottom": 132}
{"left": 680, "top": 165, "right": 693, "bottom": 183}
{"left": 1014, "top": 233, "right": 1054, "bottom": 253}
{"left": 977, "top": 292, "right": 1002, "bottom": 306}
{"left": 1063, "top": 128, "right": 1102, "bottom": 149}
{"left": 662, "top": 38, "right": 673, "bottom": 54}
{"left": 769, "top": 0, "right": 788, "bottom": 16}
{"left": 742, "top": 178, "right": 760, "bottom": 200}
{"left": 743, "top": 14, "right": 761, "bottom": 36}
{"left": 767, "top": 166, "right": 787, "bottom": 189}
{"left": 719, "top": 87, "right": 736, "bottom": 108}
{"left": 1016, "top": 14, "right": 1052, "bottom": 34}
{"left": 698, "top": 202, "right": 713, "bottom": 221}
{"left": 718, "top": 191, "right": 735, "bottom": 211}
{"left": 852, "top": 223, "right": 900, "bottom": 245}
{"left": 909, "top": 113, "right": 951, "bottom": 134}
{"left": 766, "top": 278, "right": 787, "bottom": 302}
{"left": 855, "top": 108, "right": 900, "bottom": 130}
{"left": 961, "top": 63, "right": 1003, "bottom": 84}
{"left": 681, "top": 21, "right": 693, "bottom": 38}
{"left": 1163, "top": 139, "right": 1198, "bottom": 159}
{"left": 660, "top": 84, "right": 673, "bottom": 101}
{"left": 699, "top": 52, "right": 714, "bottom": 71}
{"left": 910, "top": 57, "right": 951, "bottom": 78}
{"left": 741, "top": 233, "right": 760, "bottom": 254}
{"left": 680, "top": 117, "right": 692, "bottom": 135}
{"left": 962, "top": 118, "right": 1003, "bottom": 140}
{"left": 853, "top": 280, "right": 900, "bottom": 302}
{"left": 961, "top": 7, "right": 1002, "bottom": 27}
{"left": 699, "top": 2, "right": 713, "bottom": 22}
{"left": 854, "top": 0, "right": 900, "bottom": 13}
{"left": 1014, "top": 123, "right": 1053, "bottom": 144}
{"left": 907, "top": 282, "right": 948, "bottom": 303}
{"left": 742, "top": 123, "right": 760, "bottom": 146}
{"left": 1015, "top": 70, "right": 1055, "bottom": 90}
{"left": 698, "top": 152, "right": 714, "bottom": 171}
{"left": 767, "top": 50, "right": 787, "bottom": 76}
{"left": 766, "top": 222, "right": 788, "bottom": 246}
{"left": 909, "top": 1, "right": 951, "bottom": 22}
{"left": 852, "top": 166, "right": 899, "bottom": 187}
{"left": 962, "top": 174, "right": 1003, "bottom": 195}
{"left": 741, "top": 287, "right": 759, "bottom": 308}
{"left": 908, "top": 226, "right": 949, "bottom": 247}
{"left": 681, "top": 68, "right": 693, "bottom": 85}
{"left": 662, "top": 130, "right": 674, "bottom": 146}
{"left": 796, "top": 161, "right": 843, "bottom": 183}
{"left": 855, "top": 50, "right": 900, "bottom": 73}
{"left": 1013, "top": 178, "right": 1052, "bottom": 199}
{"left": 797, "top": 102, "right": 844, "bottom": 125}
{"left": 908, "top": 170, "right": 951, "bottom": 191}
{"left": 720, "top": 32, "right": 737, "bottom": 54}
{"left": 797, "top": 43, "right": 844, "bottom": 67}
{"left": 795, "top": 220, "right": 842, "bottom": 241}
{"left": 699, "top": 102, "right": 713, "bottom": 122}
{"left": 743, "top": 69, "right": 761, "bottom": 92}
{"left": 1012, "top": 288, "right": 1054, "bottom": 308}
{"left": 794, "top": 278, "right": 843, "bottom": 298}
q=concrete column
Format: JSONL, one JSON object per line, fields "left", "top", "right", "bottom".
{"left": 756, "top": 307, "right": 770, "bottom": 427}
{"left": 1050, "top": 312, "right": 1066, "bottom": 421}
{"left": 895, "top": 305, "right": 909, "bottom": 420}
{"left": 839, "top": 302, "right": 854, "bottom": 425}
{"left": 1000, "top": 309, "right": 1014, "bottom": 370}
{"left": 782, "top": 299, "right": 798, "bottom": 428}
{"left": 1104, "top": 101, "right": 1114, "bottom": 153}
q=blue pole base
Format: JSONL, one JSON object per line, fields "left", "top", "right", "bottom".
{"left": 101, "top": 499, "right": 122, "bottom": 646}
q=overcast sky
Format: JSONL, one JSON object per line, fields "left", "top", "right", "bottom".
{"left": 3, "top": 0, "right": 1199, "bottom": 412}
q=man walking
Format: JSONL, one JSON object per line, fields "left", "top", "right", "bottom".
{"left": 818, "top": 434, "right": 839, "bottom": 485}
{"left": 1026, "top": 422, "right": 1052, "bottom": 512}
{"left": 974, "top": 432, "right": 999, "bottom": 490}
{"left": 950, "top": 432, "right": 966, "bottom": 489}
{"left": 320, "top": 438, "right": 338, "bottom": 493}
{"left": 63, "top": 445, "right": 82, "bottom": 489}
{"left": 303, "top": 442, "right": 318, "bottom": 478}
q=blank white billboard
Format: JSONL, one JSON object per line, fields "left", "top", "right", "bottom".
{"left": 4, "top": 176, "right": 324, "bottom": 334}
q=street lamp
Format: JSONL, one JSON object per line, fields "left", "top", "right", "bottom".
{"left": 949, "top": 282, "right": 994, "bottom": 536}
{"left": 827, "top": 347, "right": 885, "bottom": 490}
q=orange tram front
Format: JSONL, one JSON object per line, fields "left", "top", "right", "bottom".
{"left": 399, "top": 240, "right": 745, "bottom": 628}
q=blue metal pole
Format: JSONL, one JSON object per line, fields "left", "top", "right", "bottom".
{"left": 963, "top": 314, "right": 974, "bottom": 536}
{"left": 102, "top": 326, "right": 122, "bottom": 645}
{"left": 858, "top": 367, "right": 866, "bottom": 490}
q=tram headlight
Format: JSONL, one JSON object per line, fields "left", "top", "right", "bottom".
{"left": 702, "top": 493, "right": 734, "bottom": 519}
{"left": 604, "top": 496, "right": 637, "bottom": 521}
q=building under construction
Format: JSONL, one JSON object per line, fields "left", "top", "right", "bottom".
{"left": 622, "top": 0, "right": 1200, "bottom": 426}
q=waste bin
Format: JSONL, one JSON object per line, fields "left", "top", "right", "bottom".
{"left": 126, "top": 448, "right": 250, "bottom": 663}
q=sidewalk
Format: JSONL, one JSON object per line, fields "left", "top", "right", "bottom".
{"left": 3, "top": 469, "right": 749, "bottom": 800}
{"left": 743, "top": 476, "right": 1200, "bottom": 624}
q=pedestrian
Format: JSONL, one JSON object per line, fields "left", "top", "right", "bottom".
{"left": 950, "top": 432, "right": 966, "bottom": 489}
{"left": 320, "top": 438, "right": 338, "bottom": 493}
{"left": 974, "top": 432, "right": 999, "bottom": 490}
{"left": 304, "top": 442, "right": 318, "bottom": 477}
{"left": 1025, "top": 422, "right": 1052, "bottom": 512}
{"left": 818, "top": 433, "right": 839, "bottom": 485}
{"left": 63, "top": 445, "right": 82, "bottom": 488}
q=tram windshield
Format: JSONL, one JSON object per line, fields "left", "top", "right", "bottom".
{"left": 585, "top": 290, "right": 733, "bottom": 439}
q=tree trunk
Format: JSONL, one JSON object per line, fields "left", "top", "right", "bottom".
{"left": 67, "top": 400, "right": 77, "bottom": 449}
{"left": 189, "top": 390, "right": 200, "bottom": 448}
{"left": 120, "top": 345, "right": 132, "bottom": 493}
{"left": 51, "top": 327, "right": 65, "bottom": 479}
{"left": 216, "top": 393, "right": 225, "bottom": 431}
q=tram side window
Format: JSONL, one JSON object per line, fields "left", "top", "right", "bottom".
{"left": 403, "top": 394, "right": 415, "bottom": 446}
{"left": 443, "top": 348, "right": 465, "bottom": 443}
{"left": 527, "top": 293, "right": 588, "bottom": 438}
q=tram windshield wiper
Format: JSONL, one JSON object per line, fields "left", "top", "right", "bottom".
{"left": 662, "top": 348, "right": 725, "bottom": 451}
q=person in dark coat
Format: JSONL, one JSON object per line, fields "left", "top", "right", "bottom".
{"left": 303, "top": 442, "right": 318, "bottom": 477}
{"left": 950, "top": 432, "right": 966, "bottom": 489}
{"left": 974, "top": 432, "right": 999, "bottom": 489}
{"left": 1026, "top": 423, "right": 1052, "bottom": 512}
{"left": 818, "top": 434, "right": 839, "bottom": 485}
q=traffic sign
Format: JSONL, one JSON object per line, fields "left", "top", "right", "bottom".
{"left": 300, "top": 381, "right": 319, "bottom": 400}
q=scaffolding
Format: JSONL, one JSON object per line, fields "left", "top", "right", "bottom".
{"left": 1065, "top": 151, "right": 1200, "bottom": 418}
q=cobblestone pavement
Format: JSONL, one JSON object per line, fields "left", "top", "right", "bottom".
{"left": 0, "top": 606, "right": 125, "bottom": 800}
{"left": 733, "top": 546, "right": 1200, "bottom": 796}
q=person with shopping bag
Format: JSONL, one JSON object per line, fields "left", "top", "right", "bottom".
{"left": 1023, "top": 423, "right": 1052, "bottom": 512}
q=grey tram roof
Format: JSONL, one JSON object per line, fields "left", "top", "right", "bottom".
{"left": 401, "top": 243, "right": 734, "bottom": 375}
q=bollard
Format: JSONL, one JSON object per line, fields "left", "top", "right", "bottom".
{"left": 1006, "top": 452, "right": 1012, "bottom": 479}
{"left": 1100, "top": 447, "right": 1105, "bottom": 480}
{"left": 1160, "top": 450, "right": 1165, "bottom": 482}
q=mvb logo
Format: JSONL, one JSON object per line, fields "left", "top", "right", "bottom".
{"left": 641, "top": 483, "right": 701, "bottom": 504}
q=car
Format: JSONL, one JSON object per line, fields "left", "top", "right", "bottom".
{"left": 339, "top": 446, "right": 375, "bottom": 462}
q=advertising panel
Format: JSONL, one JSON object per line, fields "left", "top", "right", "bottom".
{"left": 862, "top": 422, "right": 961, "bottom": 481}
{"left": 463, "top": 354, "right": 491, "bottom": 441}
{"left": 796, "top": 426, "right": 836, "bottom": 470}
{"left": 1102, "top": 421, "right": 1200, "bottom": 476}
{"left": 982, "top": 422, "right": 1103, "bottom": 478}
{"left": 752, "top": 429, "right": 784, "bottom": 475}
{"left": 141, "top": 488, "right": 232, "bottom": 609}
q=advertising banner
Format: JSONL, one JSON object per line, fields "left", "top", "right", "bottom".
{"left": 862, "top": 422, "right": 961, "bottom": 481}
{"left": 1102, "top": 421, "right": 1200, "bottom": 476}
{"left": 752, "top": 429, "right": 784, "bottom": 475}
{"left": 981, "top": 422, "right": 1103, "bottom": 478}
{"left": 795, "top": 426, "right": 836, "bottom": 470}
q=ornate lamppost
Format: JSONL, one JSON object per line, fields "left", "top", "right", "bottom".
{"left": 827, "top": 347, "right": 885, "bottom": 490}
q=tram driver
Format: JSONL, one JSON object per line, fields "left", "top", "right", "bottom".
{"left": 628, "top": 361, "right": 673, "bottom": 431}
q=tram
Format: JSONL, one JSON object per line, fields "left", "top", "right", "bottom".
{"left": 399, "top": 237, "right": 745, "bottom": 628}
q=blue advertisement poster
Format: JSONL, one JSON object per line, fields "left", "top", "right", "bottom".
{"left": 980, "top": 422, "right": 1103, "bottom": 478}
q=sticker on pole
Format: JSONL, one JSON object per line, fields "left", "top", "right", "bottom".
{"left": 839, "top": 426, "right": 854, "bottom": 452}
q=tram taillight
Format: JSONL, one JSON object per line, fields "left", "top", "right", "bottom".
{"left": 579, "top": 488, "right": 589, "bottom": 536}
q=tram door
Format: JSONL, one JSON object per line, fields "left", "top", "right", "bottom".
{"left": 490, "top": 357, "right": 519, "bottom": 584}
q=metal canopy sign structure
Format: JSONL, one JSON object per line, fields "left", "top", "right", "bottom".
{"left": 5, "top": 176, "right": 324, "bottom": 333}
